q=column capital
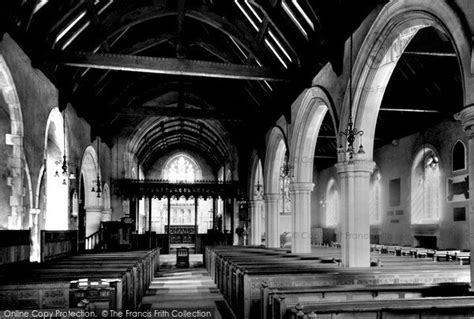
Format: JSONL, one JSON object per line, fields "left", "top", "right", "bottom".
{"left": 335, "top": 160, "right": 375, "bottom": 174}
{"left": 289, "top": 182, "right": 314, "bottom": 193}
{"left": 454, "top": 104, "right": 474, "bottom": 138}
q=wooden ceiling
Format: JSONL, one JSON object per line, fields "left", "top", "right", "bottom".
{"left": 1, "top": 0, "right": 462, "bottom": 174}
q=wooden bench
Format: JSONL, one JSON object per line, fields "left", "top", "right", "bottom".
{"left": 267, "top": 282, "right": 470, "bottom": 319}
{"left": 0, "top": 249, "right": 159, "bottom": 312}
{"left": 456, "top": 251, "right": 471, "bottom": 265}
{"left": 284, "top": 296, "right": 474, "bottom": 319}
{"left": 206, "top": 246, "right": 471, "bottom": 319}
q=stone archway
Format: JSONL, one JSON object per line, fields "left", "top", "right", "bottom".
{"left": 336, "top": 0, "right": 471, "bottom": 267}
{"left": 347, "top": 0, "right": 471, "bottom": 159}
{"left": 0, "top": 55, "right": 25, "bottom": 230}
{"left": 44, "top": 108, "right": 68, "bottom": 230}
{"left": 80, "top": 145, "right": 102, "bottom": 236}
{"left": 264, "top": 127, "right": 287, "bottom": 248}
{"left": 288, "top": 87, "right": 332, "bottom": 253}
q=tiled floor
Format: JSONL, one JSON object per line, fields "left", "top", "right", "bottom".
{"left": 139, "top": 255, "right": 235, "bottom": 319}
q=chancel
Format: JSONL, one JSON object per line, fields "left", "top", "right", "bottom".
{"left": 1, "top": 0, "right": 474, "bottom": 318}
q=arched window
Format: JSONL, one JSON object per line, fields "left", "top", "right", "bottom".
{"left": 164, "top": 154, "right": 201, "bottom": 183}
{"left": 325, "top": 179, "right": 339, "bottom": 227}
{"left": 369, "top": 169, "right": 382, "bottom": 225}
{"left": 452, "top": 140, "right": 466, "bottom": 171}
{"left": 411, "top": 148, "right": 441, "bottom": 224}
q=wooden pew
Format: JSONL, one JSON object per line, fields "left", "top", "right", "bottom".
{"left": 268, "top": 282, "right": 470, "bottom": 319}
{"left": 206, "top": 246, "right": 471, "bottom": 319}
{"left": 40, "top": 230, "right": 78, "bottom": 262}
{"left": 0, "top": 249, "right": 159, "bottom": 312}
{"left": 284, "top": 296, "right": 474, "bottom": 319}
{"left": 456, "top": 251, "right": 471, "bottom": 265}
{"left": 0, "top": 230, "right": 30, "bottom": 266}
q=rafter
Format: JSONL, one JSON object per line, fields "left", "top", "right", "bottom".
{"left": 112, "top": 106, "right": 244, "bottom": 122}
{"left": 379, "top": 108, "right": 441, "bottom": 113}
{"left": 58, "top": 52, "right": 289, "bottom": 81}
{"left": 403, "top": 51, "right": 457, "bottom": 57}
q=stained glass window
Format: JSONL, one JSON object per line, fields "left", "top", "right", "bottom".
{"left": 165, "top": 155, "right": 198, "bottom": 183}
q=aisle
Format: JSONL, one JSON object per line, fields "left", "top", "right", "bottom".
{"left": 139, "top": 255, "right": 235, "bottom": 319}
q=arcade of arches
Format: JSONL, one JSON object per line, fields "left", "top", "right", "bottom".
{"left": 1, "top": 0, "right": 474, "bottom": 315}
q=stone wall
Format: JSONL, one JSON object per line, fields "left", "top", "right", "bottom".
{"left": 314, "top": 118, "right": 469, "bottom": 249}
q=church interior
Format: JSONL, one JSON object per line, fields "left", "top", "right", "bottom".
{"left": 1, "top": 0, "right": 474, "bottom": 318}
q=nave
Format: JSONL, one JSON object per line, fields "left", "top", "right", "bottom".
{"left": 1, "top": 0, "right": 474, "bottom": 317}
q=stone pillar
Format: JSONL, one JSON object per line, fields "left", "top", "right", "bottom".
{"left": 264, "top": 193, "right": 280, "bottom": 248}
{"left": 248, "top": 200, "right": 258, "bottom": 245}
{"left": 290, "top": 182, "right": 314, "bottom": 254}
{"left": 336, "top": 160, "right": 375, "bottom": 267}
{"left": 455, "top": 105, "right": 474, "bottom": 288}
{"left": 30, "top": 208, "right": 41, "bottom": 262}
{"left": 85, "top": 206, "right": 104, "bottom": 237}
{"left": 101, "top": 209, "right": 112, "bottom": 222}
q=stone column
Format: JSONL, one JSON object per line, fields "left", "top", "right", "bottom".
{"left": 336, "top": 160, "right": 375, "bottom": 267}
{"left": 455, "top": 105, "right": 474, "bottom": 288}
{"left": 248, "top": 200, "right": 264, "bottom": 245}
{"left": 264, "top": 193, "right": 280, "bottom": 248}
{"left": 30, "top": 208, "right": 41, "bottom": 262}
{"left": 85, "top": 205, "right": 104, "bottom": 236}
{"left": 290, "top": 182, "right": 314, "bottom": 254}
{"left": 101, "top": 209, "right": 112, "bottom": 222}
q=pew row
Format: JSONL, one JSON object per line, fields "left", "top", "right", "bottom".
{"left": 284, "top": 296, "right": 474, "bottom": 319}
{"left": 206, "top": 246, "right": 471, "bottom": 319}
{"left": 265, "top": 282, "right": 470, "bottom": 319}
{"left": 0, "top": 249, "right": 159, "bottom": 312}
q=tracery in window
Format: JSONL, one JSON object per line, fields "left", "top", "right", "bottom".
{"left": 164, "top": 154, "right": 200, "bottom": 183}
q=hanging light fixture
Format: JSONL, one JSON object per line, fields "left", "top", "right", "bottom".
{"left": 338, "top": 33, "right": 364, "bottom": 161}
{"left": 255, "top": 164, "right": 263, "bottom": 197}
{"left": 91, "top": 137, "right": 103, "bottom": 198}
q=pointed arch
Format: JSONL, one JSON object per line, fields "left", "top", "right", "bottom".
{"left": 80, "top": 145, "right": 101, "bottom": 208}
{"left": 343, "top": 0, "right": 471, "bottom": 160}
{"left": 44, "top": 107, "right": 68, "bottom": 230}
{"left": 0, "top": 54, "right": 25, "bottom": 229}
{"left": 289, "top": 87, "right": 332, "bottom": 183}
